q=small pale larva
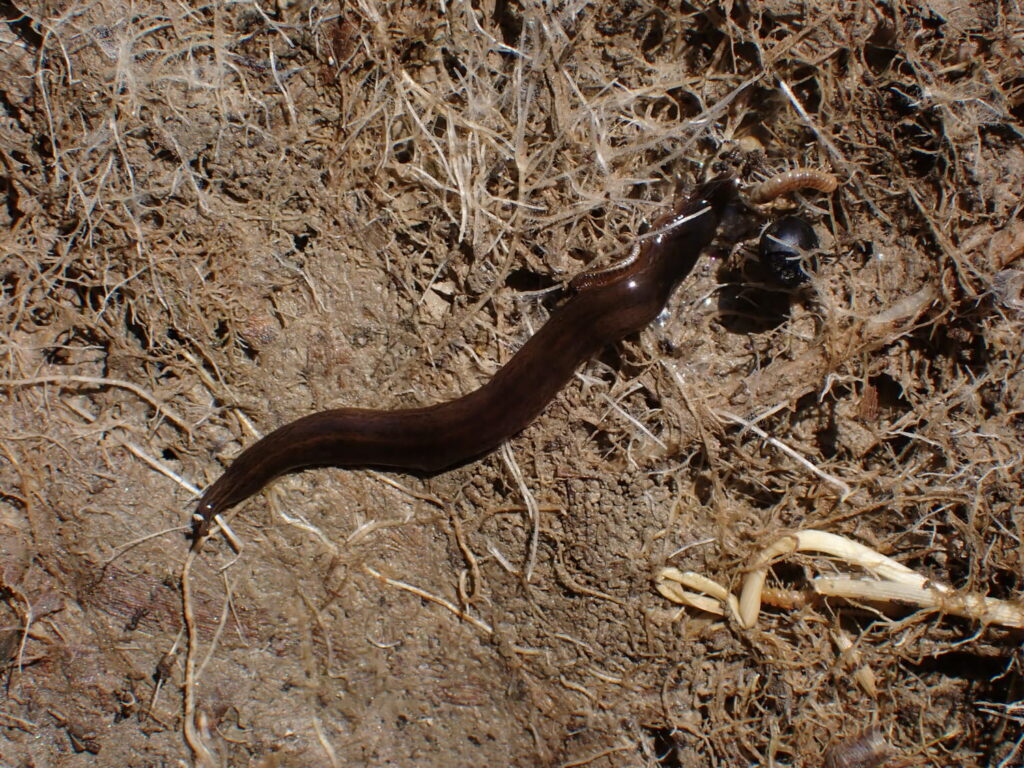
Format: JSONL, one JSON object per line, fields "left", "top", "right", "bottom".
{"left": 823, "top": 727, "right": 892, "bottom": 768}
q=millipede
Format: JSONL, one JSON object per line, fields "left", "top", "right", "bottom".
{"left": 747, "top": 167, "right": 839, "bottom": 204}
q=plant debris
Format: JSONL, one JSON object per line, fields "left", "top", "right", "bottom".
{"left": 1, "top": 1, "right": 1022, "bottom": 765}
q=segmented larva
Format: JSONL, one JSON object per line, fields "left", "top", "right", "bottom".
{"left": 823, "top": 727, "right": 891, "bottom": 768}
{"left": 748, "top": 168, "right": 839, "bottom": 204}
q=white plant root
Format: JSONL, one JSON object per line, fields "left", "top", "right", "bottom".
{"left": 656, "top": 529, "right": 1024, "bottom": 630}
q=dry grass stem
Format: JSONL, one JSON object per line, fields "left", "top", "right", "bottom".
{"left": 716, "top": 410, "right": 854, "bottom": 500}
{"left": 364, "top": 566, "right": 493, "bottom": 636}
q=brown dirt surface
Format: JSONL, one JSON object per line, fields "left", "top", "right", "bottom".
{"left": 2, "top": 1, "right": 1023, "bottom": 766}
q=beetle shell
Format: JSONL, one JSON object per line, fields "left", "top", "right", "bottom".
{"left": 759, "top": 216, "right": 818, "bottom": 287}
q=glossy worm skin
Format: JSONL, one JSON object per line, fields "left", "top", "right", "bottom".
{"left": 192, "top": 177, "right": 736, "bottom": 544}
{"left": 747, "top": 167, "right": 838, "bottom": 204}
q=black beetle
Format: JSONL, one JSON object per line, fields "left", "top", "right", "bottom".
{"left": 759, "top": 216, "right": 818, "bottom": 287}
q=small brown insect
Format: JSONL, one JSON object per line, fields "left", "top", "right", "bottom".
{"left": 823, "top": 726, "right": 892, "bottom": 768}
{"left": 857, "top": 382, "right": 879, "bottom": 422}
{"left": 748, "top": 168, "right": 839, "bottom": 204}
